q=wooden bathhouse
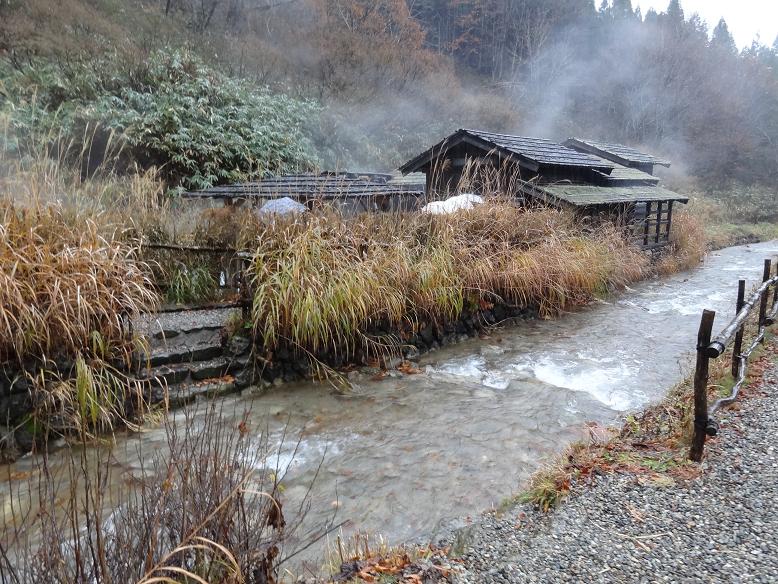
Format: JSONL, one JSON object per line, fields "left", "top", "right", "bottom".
{"left": 182, "top": 171, "right": 423, "bottom": 214}
{"left": 399, "top": 129, "right": 688, "bottom": 249}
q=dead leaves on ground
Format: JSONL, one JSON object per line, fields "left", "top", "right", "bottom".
{"left": 333, "top": 544, "right": 451, "bottom": 584}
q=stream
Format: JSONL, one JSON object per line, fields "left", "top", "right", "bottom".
{"left": 4, "top": 240, "right": 778, "bottom": 572}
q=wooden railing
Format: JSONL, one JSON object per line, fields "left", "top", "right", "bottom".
{"left": 689, "top": 258, "right": 778, "bottom": 461}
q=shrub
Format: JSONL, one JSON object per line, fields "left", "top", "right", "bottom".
{"left": 1, "top": 50, "right": 320, "bottom": 189}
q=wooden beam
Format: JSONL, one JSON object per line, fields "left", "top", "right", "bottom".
{"left": 654, "top": 201, "right": 663, "bottom": 244}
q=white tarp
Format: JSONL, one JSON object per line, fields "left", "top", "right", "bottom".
{"left": 258, "top": 197, "right": 308, "bottom": 215}
{"left": 421, "top": 193, "right": 483, "bottom": 215}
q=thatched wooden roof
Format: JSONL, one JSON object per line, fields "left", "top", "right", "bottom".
{"left": 584, "top": 154, "right": 660, "bottom": 186}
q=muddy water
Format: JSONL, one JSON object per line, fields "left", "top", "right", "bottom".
{"left": 5, "top": 241, "right": 778, "bottom": 568}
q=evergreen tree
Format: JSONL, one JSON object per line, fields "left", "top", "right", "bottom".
{"left": 666, "top": 0, "right": 684, "bottom": 23}
{"left": 711, "top": 18, "right": 737, "bottom": 53}
{"left": 612, "top": 0, "right": 634, "bottom": 19}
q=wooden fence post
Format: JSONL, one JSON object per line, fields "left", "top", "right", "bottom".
{"left": 772, "top": 261, "right": 778, "bottom": 313}
{"left": 690, "top": 309, "right": 716, "bottom": 462}
{"left": 731, "top": 279, "right": 746, "bottom": 379}
{"left": 758, "top": 260, "right": 772, "bottom": 340}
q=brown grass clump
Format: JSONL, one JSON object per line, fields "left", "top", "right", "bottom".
{"left": 655, "top": 209, "right": 707, "bottom": 275}
{"left": 1, "top": 405, "right": 315, "bottom": 583}
{"left": 0, "top": 198, "right": 158, "bottom": 365}
{"left": 247, "top": 201, "right": 649, "bottom": 367}
{"left": 326, "top": 531, "right": 449, "bottom": 583}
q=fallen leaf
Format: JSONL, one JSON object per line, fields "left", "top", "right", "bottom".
{"left": 637, "top": 473, "right": 675, "bottom": 488}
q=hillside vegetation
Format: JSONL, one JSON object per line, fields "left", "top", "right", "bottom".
{"left": 3, "top": 0, "right": 778, "bottom": 189}
{"left": 0, "top": 3, "right": 770, "bottom": 581}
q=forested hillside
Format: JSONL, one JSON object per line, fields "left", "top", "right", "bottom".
{"left": 2, "top": 0, "right": 777, "bottom": 187}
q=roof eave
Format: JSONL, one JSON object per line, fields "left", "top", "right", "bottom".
{"left": 564, "top": 138, "right": 671, "bottom": 169}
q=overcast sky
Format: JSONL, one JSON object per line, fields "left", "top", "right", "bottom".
{"left": 632, "top": 0, "right": 778, "bottom": 48}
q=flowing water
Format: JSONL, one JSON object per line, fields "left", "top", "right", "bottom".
{"left": 4, "top": 240, "right": 778, "bottom": 570}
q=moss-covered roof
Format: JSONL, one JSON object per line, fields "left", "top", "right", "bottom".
{"left": 527, "top": 183, "right": 689, "bottom": 207}
{"left": 586, "top": 155, "right": 660, "bottom": 185}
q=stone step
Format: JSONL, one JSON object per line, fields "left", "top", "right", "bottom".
{"left": 150, "top": 323, "right": 225, "bottom": 341}
{"left": 144, "top": 328, "right": 224, "bottom": 353}
{"left": 168, "top": 378, "right": 238, "bottom": 408}
{"left": 136, "top": 356, "right": 243, "bottom": 389}
{"left": 135, "top": 340, "right": 224, "bottom": 369}
{"left": 137, "top": 363, "right": 191, "bottom": 388}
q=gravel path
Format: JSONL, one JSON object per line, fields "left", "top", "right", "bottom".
{"left": 451, "top": 356, "right": 778, "bottom": 583}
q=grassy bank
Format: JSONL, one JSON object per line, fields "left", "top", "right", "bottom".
{"left": 0, "top": 133, "right": 714, "bottom": 443}
{"left": 246, "top": 203, "right": 652, "bottom": 370}
{"left": 0, "top": 198, "right": 159, "bottom": 443}
{"left": 677, "top": 184, "right": 778, "bottom": 250}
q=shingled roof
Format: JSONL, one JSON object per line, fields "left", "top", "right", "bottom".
{"left": 564, "top": 138, "right": 671, "bottom": 168}
{"left": 585, "top": 154, "right": 660, "bottom": 186}
{"left": 400, "top": 129, "right": 615, "bottom": 175}
{"left": 522, "top": 183, "right": 688, "bottom": 208}
{"left": 181, "top": 172, "right": 424, "bottom": 200}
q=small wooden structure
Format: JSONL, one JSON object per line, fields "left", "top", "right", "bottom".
{"left": 182, "top": 172, "right": 424, "bottom": 214}
{"left": 399, "top": 129, "right": 688, "bottom": 249}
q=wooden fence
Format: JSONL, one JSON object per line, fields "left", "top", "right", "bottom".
{"left": 689, "top": 258, "right": 778, "bottom": 461}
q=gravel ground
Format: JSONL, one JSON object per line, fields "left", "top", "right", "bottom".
{"left": 451, "top": 357, "right": 778, "bottom": 584}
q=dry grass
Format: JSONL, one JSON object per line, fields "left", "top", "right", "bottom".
{"left": 680, "top": 194, "right": 778, "bottom": 250}
{"left": 654, "top": 209, "right": 708, "bottom": 275}
{"left": 325, "top": 531, "right": 448, "bottom": 583}
{"left": 0, "top": 197, "right": 158, "bottom": 364}
{"left": 0, "top": 405, "right": 318, "bottom": 583}
{"left": 247, "top": 201, "right": 649, "bottom": 368}
{"left": 0, "top": 128, "right": 165, "bottom": 434}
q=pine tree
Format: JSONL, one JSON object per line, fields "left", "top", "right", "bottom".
{"left": 666, "top": 0, "right": 684, "bottom": 23}
{"left": 644, "top": 7, "right": 659, "bottom": 24}
{"left": 711, "top": 18, "right": 737, "bottom": 53}
{"left": 612, "top": 0, "right": 634, "bottom": 19}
